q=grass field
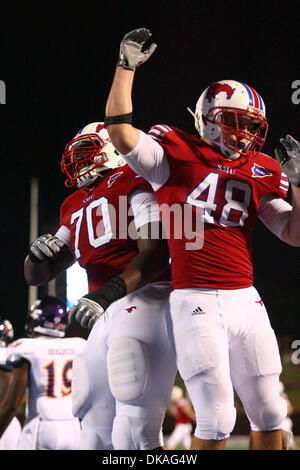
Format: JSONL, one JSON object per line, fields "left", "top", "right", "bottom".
{"left": 165, "top": 436, "right": 300, "bottom": 450}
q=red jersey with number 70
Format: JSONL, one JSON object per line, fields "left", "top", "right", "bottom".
{"left": 149, "top": 125, "right": 289, "bottom": 289}
{"left": 59, "top": 165, "right": 154, "bottom": 292}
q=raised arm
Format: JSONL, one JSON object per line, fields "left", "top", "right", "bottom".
{"left": 105, "top": 28, "right": 157, "bottom": 155}
{"left": 275, "top": 135, "right": 300, "bottom": 246}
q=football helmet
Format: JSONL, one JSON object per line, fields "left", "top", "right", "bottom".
{"left": 191, "top": 80, "right": 268, "bottom": 160}
{"left": 25, "top": 296, "right": 69, "bottom": 338}
{"left": 0, "top": 318, "right": 14, "bottom": 347}
{"left": 61, "top": 122, "right": 126, "bottom": 188}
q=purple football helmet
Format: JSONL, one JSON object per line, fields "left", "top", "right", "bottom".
{"left": 25, "top": 296, "right": 69, "bottom": 338}
{"left": 0, "top": 318, "right": 14, "bottom": 347}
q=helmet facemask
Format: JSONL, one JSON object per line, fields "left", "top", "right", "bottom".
{"left": 192, "top": 80, "right": 268, "bottom": 161}
{"left": 61, "top": 123, "right": 126, "bottom": 189}
{"left": 207, "top": 107, "right": 268, "bottom": 160}
{"left": 62, "top": 134, "right": 111, "bottom": 188}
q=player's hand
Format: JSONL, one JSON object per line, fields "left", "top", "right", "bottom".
{"left": 275, "top": 135, "right": 300, "bottom": 187}
{"left": 28, "top": 234, "right": 65, "bottom": 263}
{"left": 117, "top": 28, "right": 157, "bottom": 71}
{"left": 68, "top": 298, "right": 104, "bottom": 329}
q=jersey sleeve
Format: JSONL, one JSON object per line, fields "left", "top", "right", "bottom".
{"left": 60, "top": 198, "right": 71, "bottom": 230}
{"left": 129, "top": 189, "right": 161, "bottom": 231}
{"left": 277, "top": 171, "right": 290, "bottom": 198}
{"left": 55, "top": 225, "right": 72, "bottom": 250}
{"left": 120, "top": 129, "right": 170, "bottom": 191}
{"left": 262, "top": 156, "right": 290, "bottom": 199}
{"left": 258, "top": 196, "right": 292, "bottom": 239}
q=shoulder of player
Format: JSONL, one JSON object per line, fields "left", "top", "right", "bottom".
{"left": 63, "top": 336, "right": 86, "bottom": 345}
{"left": 119, "top": 164, "right": 153, "bottom": 193}
{"left": 148, "top": 124, "right": 197, "bottom": 148}
{"left": 6, "top": 339, "right": 32, "bottom": 367}
{"left": 148, "top": 124, "right": 175, "bottom": 143}
{"left": 59, "top": 336, "right": 87, "bottom": 352}
{"left": 9, "top": 338, "right": 30, "bottom": 349}
{"left": 255, "top": 152, "right": 281, "bottom": 172}
{"left": 61, "top": 188, "right": 86, "bottom": 209}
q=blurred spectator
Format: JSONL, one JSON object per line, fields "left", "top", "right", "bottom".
{"left": 166, "top": 386, "right": 195, "bottom": 450}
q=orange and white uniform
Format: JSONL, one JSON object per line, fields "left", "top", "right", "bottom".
{"left": 8, "top": 336, "right": 86, "bottom": 450}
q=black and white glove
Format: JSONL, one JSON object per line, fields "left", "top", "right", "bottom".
{"left": 28, "top": 234, "right": 65, "bottom": 263}
{"left": 275, "top": 135, "right": 300, "bottom": 187}
{"left": 68, "top": 298, "right": 104, "bottom": 329}
{"left": 117, "top": 28, "right": 157, "bottom": 71}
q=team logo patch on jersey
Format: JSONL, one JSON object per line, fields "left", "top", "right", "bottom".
{"left": 251, "top": 163, "right": 273, "bottom": 178}
{"left": 125, "top": 306, "right": 136, "bottom": 313}
{"left": 107, "top": 172, "right": 124, "bottom": 188}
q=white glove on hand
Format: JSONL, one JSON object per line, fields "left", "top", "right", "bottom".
{"left": 275, "top": 134, "right": 300, "bottom": 187}
{"left": 117, "top": 28, "right": 157, "bottom": 71}
{"left": 68, "top": 298, "right": 104, "bottom": 329}
{"left": 29, "top": 234, "right": 65, "bottom": 262}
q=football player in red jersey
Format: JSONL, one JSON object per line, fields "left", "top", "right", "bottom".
{"left": 105, "top": 28, "right": 300, "bottom": 450}
{"left": 166, "top": 386, "right": 195, "bottom": 450}
{"left": 24, "top": 122, "right": 177, "bottom": 450}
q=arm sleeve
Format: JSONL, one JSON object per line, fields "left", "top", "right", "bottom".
{"left": 54, "top": 225, "right": 72, "bottom": 250}
{"left": 120, "top": 130, "right": 170, "bottom": 191}
{"left": 129, "top": 190, "right": 161, "bottom": 231}
{"left": 258, "top": 196, "right": 292, "bottom": 239}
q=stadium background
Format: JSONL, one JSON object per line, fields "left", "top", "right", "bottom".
{"left": 1, "top": 1, "right": 299, "bottom": 447}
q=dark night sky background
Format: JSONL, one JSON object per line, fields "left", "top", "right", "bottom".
{"left": 0, "top": 1, "right": 299, "bottom": 340}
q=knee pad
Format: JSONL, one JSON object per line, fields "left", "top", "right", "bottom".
{"left": 71, "top": 355, "right": 90, "bottom": 418}
{"left": 216, "top": 403, "right": 237, "bottom": 437}
{"left": 107, "top": 337, "right": 149, "bottom": 402}
{"left": 261, "top": 396, "right": 288, "bottom": 430}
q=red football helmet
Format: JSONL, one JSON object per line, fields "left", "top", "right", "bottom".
{"left": 61, "top": 122, "right": 126, "bottom": 188}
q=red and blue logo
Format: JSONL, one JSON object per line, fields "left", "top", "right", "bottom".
{"left": 206, "top": 83, "right": 235, "bottom": 103}
{"left": 251, "top": 163, "right": 272, "bottom": 178}
{"left": 107, "top": 171, "right": 124, "bottom": 188}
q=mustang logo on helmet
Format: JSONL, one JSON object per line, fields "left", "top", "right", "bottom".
{"left": 206, "top": 83, "right": 235, "bottom": 103}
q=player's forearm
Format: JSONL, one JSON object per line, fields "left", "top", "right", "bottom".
{"left": 24, "top": 250, "right": 74, "bottom": 285}
{"left": 119, "top": 244, "right": 170, "bottom": 293}
{"left": 24, "top": 256, "right": 54, "bottom": 285}
{"left": 106, "top": 67, "right": 140, "bottom": 154}
{"left": 106, "top": 67, "right": 134, "bottom": 116}
{"left": 282, "top": 185, "right": 300, "bottom": 246}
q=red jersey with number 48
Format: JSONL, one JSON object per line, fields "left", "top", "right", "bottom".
{"left": 60, "top": 165, "right": 153, "bottom": 292}
{"left": 149, "top": 125, "right": 289, "bottom": 289}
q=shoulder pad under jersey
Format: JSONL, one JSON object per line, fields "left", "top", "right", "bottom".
{"left": 148, "top": 124, "right": 173, "bottom": 143}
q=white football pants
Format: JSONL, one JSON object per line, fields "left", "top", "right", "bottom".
{"left": 169, "top": 286, "right": 287, "bottom": 441}
{"left": 73, "top": 282, "right": 177, "bottom": 450}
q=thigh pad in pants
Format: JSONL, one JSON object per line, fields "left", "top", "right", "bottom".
{"left": 107, "top": 337, "right": 149, "bottom": 403}
{"left": 243, "top": 326, "right": 282, "bottom": 376}
{"left": 174, "top": 321, "right": 220, "bottom": 382}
